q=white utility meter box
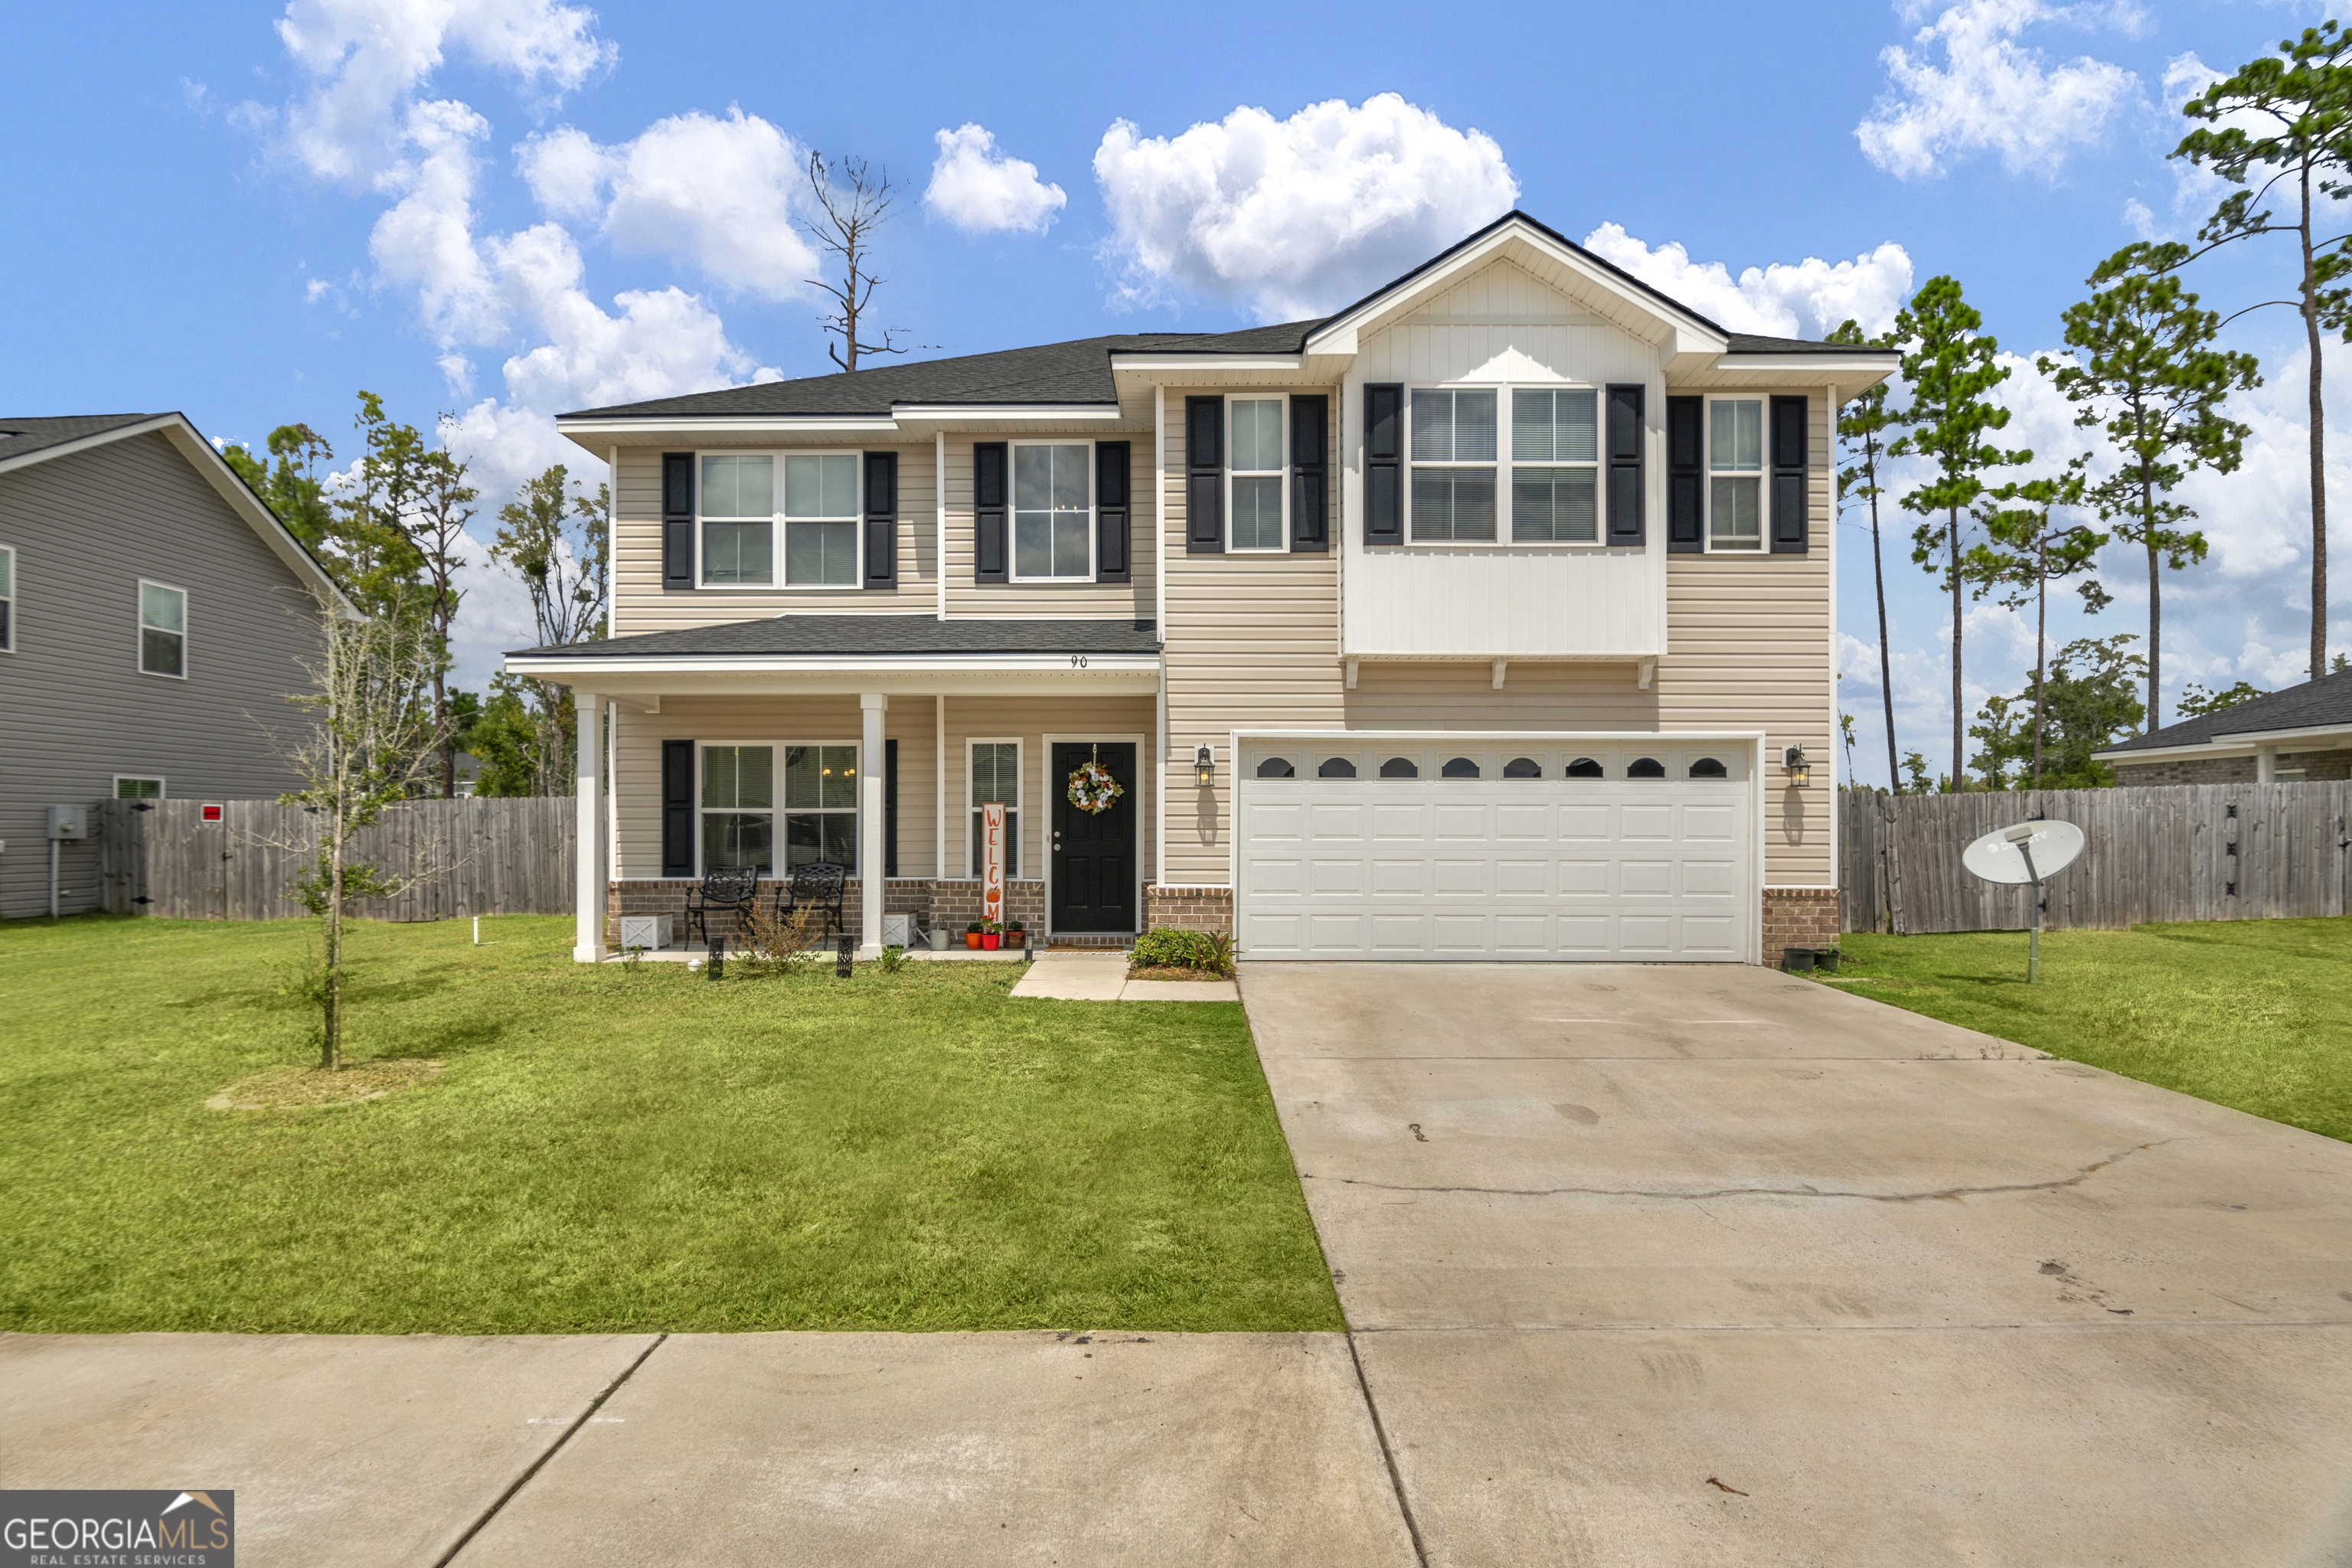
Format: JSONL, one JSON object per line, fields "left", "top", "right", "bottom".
{"left": 47, "top": 806, "right": 87, "bottom": 841}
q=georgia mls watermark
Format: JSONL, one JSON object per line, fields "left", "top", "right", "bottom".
{"left": 2, "top": 1490, "right": 234, "bottom": 1567}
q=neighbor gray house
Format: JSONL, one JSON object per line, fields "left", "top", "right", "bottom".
{"left": 2093, "top": 668, "right": 2352, "bottom": 785}
{"left": 0, "top": 413, "right": 348, "bottom": 919}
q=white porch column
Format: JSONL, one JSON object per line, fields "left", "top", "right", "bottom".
{"left": 573, "top": 688, "right": 605, "bottom": 963}
{"left": 2257, "top": 744, "right": 2278, "bottom": 783}
{"left": 861, "top": 692, "right": 887, "bottom": 956}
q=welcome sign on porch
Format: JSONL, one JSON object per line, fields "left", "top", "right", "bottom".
{"left": 982, "top": 802, "right": 1005, "bottom": 926}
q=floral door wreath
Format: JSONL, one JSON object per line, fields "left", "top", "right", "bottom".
{"left": 1066, "top": 753, "right": 1125, "bottom": 815}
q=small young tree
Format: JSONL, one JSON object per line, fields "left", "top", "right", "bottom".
{"left": 1965, "top": 456, "right": 2109, "bottom": 786}
{"left": 1888, "top": 276, "right": 2034, "bottom": 792}
{"left": 2041, "top": 245, "right": 2259, "bottom": 730}
{"left": 2174, "top": 23, "right": 2352, "bottom": 681}
{"left": 1830, "top": 319, "right": 1905, "bottom": 791}
{"left": 803, "top": 151, "right": 907, "bottom": 374}
{"left": 490, "top": 465, "right": 609, "bottom": 796}
{"left": 275, "top": 597, "right": 452, "bottom": 1070}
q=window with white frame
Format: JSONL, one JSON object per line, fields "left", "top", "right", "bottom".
{"left": 1408, "top": 388, "right": 1497, "bottom": 542}
{"left": 1012, "top": 443, "right": 1093, "bottom": 579}
{"left": 139, "top": 581, "right": 185, "bottom": 677}
{"left": 1708, "top": 399, "right": 1765, "bottom": 551}
{"left": 1510, "top": 388, "right": 1599, "bottom": 544}
{"left": 0, "top": 544, "right": 14, "bottom": 652}
{"left": 783, "top": 743, "right": 858, "bottom": 869}
{"left": 1230, "top": 399, "right": 1286, "bottom": 550}
{"left": 114, "top": 776, "right": 165, "bottom": 799}
{"left": 968, "top": 740, "right": 1021, "bottom": 877}
{"left": 701, "top": 745, "right": 774, "bottom": 871}
{"left": 783, "top": 454, "right": 860, "bottom": 586}
{"left": 700, "top": 455, "right": 774, "bottom": 585}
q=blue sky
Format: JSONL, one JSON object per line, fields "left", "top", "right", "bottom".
{"left": 3, "top": 0, "right": 2344, "bottom": 786}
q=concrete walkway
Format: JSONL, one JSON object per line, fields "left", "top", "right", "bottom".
{"left": 1243, "top": 962, "right": 2352, "bottom": 1566}
{"left": 1009, "top": 950, "right": 1240, "bottom": 1001}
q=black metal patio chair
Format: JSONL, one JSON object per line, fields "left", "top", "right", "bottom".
{"left": 682, "top": 864, "right": 761, "bottom": 949}
{"left": 776, "top": 861, "right": 848, "bottom": 943}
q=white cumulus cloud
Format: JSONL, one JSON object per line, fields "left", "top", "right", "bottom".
{"left": 1856, "top": 0, "right": 2137, "bottom": 180}
{"left": 1093, "top": 93, "right": 1519, "bottom": 322}
{"left": 271, "top": 0, "right": 613, "bottom": 184}
{"left": 1582, "top": 225, "right": 1916, "bottom": 339}
{"left": 923, "top": 123, "right": 1067, "bottom": 235}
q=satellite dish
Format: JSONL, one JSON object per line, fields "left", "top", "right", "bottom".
{"left": 1962, "top": 819, "right": 2086, "bottom": 886}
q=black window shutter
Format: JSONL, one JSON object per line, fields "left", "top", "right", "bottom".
{"left": 1095, "top": 441, "right": 1131, "bottom": 583}
{"left": 662, "top": 452, "right": 694, "bottom": 589}
{"left": 1289, "top": 395, "right": 1328, "bottom": 552}
{"left": 862, "top": 450, "right": 898, "bottom": 589}
{"left": 661, "top": 739, "right": 694, "bottom": 877}
{"left": 884, "top": 738, "right": 899, "bottom": 878}
{"left": 1185, "top": 396, "right": 1224, "bottom": 553}
{"left": 1364, "top": 383, "right": 1402, "bottom": 546}
{"left": 1605, "top": 384, "right": 1645, "bottom": 546}
{"left": 1666, "top": 397, "right": 1703, "bottom": 554}
{"left": 973, "top": 442, "right": 1008, "bottom": 583}
{"left": 1770, "top": 395, "right": 1809, "bottom": 554}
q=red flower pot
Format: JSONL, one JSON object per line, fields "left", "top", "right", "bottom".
{"left": 982, "top": 933, "right": 1001, "bottom": 950}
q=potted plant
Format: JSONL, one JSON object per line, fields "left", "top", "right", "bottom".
{"left": 1005, "top": 920, "right": 1025, "bottom": 949}
{"left": 965, "top": 921, "right": 983, "bottom": 950}
{"left": 981, "top": 919, "right": 1002, "bottom": 951}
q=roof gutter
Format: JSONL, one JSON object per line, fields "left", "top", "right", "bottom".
{"left": 2092, "top": 720, "right": 2352, "bottom": 761}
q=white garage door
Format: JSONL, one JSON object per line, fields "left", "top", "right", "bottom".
{"left": 1235, "top": 739, "right": 1753, "bottom": 962}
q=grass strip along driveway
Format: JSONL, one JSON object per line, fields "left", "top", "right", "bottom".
{"left": 1826, "top": 916, "right": 2352, "bottom": 1144}
{"left": 0, "top": 916, "right": 1338, "bottom": 1337}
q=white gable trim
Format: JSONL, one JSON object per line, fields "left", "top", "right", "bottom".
{"left": 0, "top": 413, "right": 355, "bottom": 616}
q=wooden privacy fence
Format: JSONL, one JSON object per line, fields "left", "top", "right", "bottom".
{"left": 1839, "top": 783, "right": 2352, "bottom": 936}
{"left": 95, "top": 797, "right": 577, "bottom": 922}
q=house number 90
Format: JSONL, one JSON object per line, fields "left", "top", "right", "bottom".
{"left": 1069, "top": 655, "right": 1089, "bottom": 668}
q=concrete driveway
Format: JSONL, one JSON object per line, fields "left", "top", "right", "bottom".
{"left": 1243, "top": 962, "right": 2352, "bottom": 1567}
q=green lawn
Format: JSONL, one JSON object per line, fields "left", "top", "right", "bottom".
{"left": 1826, "top": 917, "right": 2352, "bottom": 1143}
{"left": 0, "top": 915, "right": 1339, "bottom": 1336}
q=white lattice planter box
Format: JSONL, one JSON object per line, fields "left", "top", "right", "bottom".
{"left": 619, "top": 914, "right": 673, "bottom": 952}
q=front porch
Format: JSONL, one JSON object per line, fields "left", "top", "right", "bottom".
{"left": 508, "top": 616, "right": 1169, "bottom": 962}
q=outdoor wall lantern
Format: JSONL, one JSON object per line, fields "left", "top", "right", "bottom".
{"left": 1194, "top": 745, "right": 1215, "bottom": 787}
{"left": 1782, "top": 745, "right": 1812, "bottom": 789}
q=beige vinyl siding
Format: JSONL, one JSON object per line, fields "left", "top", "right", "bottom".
{"left": 612, "top": 693, "right": 1153, "bottom": 883}
{"left": 609, "top": 443, "right": 940, "bottom": 635}
{"left": 1158, "top": 384, "right": 1838, "bottom": 890}
{"left": 940, "top": 436, "right": 1156, "bottom": 620}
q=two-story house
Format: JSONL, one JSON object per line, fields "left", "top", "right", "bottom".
{"left": 508, "top": 213, "right": 1897, "bottom": 965}
{"left": 0, "top": 413, "right": 346, "bottom": 920}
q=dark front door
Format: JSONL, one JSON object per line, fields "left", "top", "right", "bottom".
{"left": 1050, "top": 742, "right": 1136, "bottom": 933}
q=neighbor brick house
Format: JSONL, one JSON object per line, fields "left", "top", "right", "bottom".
{"left": 2096, "top": 667, "right": 2352, "bottom": 786}
{"left": 508, "top": 213, "right": 1896, "bottom": 965}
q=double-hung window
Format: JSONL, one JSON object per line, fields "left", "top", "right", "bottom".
{"left": 701, "top": 453, "right": 862, "bottom": 586}
{"left": 1511, "top": 389, "right": 1599, "bottom": 544}
{"left": 702, "top": 745, "right": 774, "bottom": 871}
{"left": 0, "top": 544, "right": 14, "bottom": 652}
{"left": 1012, "top": 443, "right": 1093, "bottom": 579}
{"left": 701, "top": 456, "right": 775, "bottom": 585}
{"left": 139, "top": 581, "right": 185, "bottom": 678}
{"left": 1707, "top": 399, "right": 1765, "bottom": 551}
{"left": 1230, "top": 399, "right": 1286, "bottom": 550}
{"left": 968, "top": 740, "right": 1021, "bottom": 877}
{"left": 1408, "top": 389, "right": 1497, "bottom": 542}
{"left": 783, "top": 455, "right": 859, "bottom": 585}
{"left": 784, "top": 744, "right": 858, "bottom": 869}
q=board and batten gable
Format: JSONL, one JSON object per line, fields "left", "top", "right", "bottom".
{"left": 0, "top": 430, "right": 324, "bottom": 917}
{"left": 1157, "top": 260, "right": 1839, "bottom": 892}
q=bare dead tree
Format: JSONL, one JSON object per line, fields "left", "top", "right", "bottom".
{"left": 265, "top": 593, "right": 456, "bottom": 1070}
{"left": 803, "top": 150, "right": 907, "bottom": 374}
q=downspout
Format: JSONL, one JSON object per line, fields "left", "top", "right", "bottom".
{"left": 936, "top": 431, "right": 948, "bottom": 622}
{"left": 1154, "top": 383, "right": 1168, "bottom": 891}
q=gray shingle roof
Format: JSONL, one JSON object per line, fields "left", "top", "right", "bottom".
{"left": 561, "top": 212, "right": 1896, "bottom": 423}
{"left": 2102, "top": 667, "right": 2352, "bottom": 753}
{"left": 511, "top": 615, "right": 1161, "bottom": 660}
{"left": 0, "top": 413, "right": 163, "bottom": 462}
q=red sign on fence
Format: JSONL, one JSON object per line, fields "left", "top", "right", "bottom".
{"left": 201, "top": 803, "right": 224, "bottom": 822}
